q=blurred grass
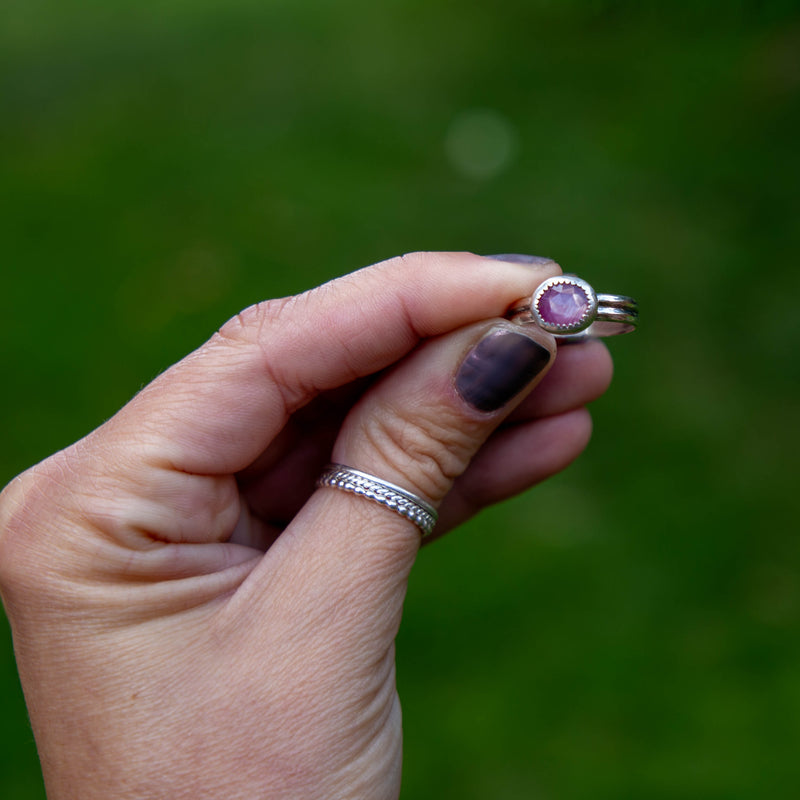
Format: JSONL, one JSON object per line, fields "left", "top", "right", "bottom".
{"left": 2, "top": 1, "right": 800, "bottom": 798}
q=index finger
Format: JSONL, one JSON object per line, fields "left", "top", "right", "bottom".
{"left": 105, "top": 252, "right": 561, "bottom": 474}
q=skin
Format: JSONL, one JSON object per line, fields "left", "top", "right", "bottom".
{"left": 0, "top": 252, "right": 613, "bottom": 799}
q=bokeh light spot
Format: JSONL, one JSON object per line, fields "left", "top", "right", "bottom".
{"left": 445, "top": 108, "right": 518, "bottom": 180}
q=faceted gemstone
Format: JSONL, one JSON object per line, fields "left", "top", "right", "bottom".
{"left": 537, "top": 283, "right": 589, "bottom": 327}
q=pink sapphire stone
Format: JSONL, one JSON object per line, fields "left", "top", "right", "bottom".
{"left": 537, "top": 283, "right": 590, "bottom": 327}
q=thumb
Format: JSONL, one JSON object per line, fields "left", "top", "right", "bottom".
{"left": 333, "top": 320, "right": 556, "bottom": 511}
{"left": 247, "top": 319, "right": 555, "bottom": 624}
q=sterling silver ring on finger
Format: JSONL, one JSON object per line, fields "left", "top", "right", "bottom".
{"left": 507, "top": 275, "right": 638, "bottom": 343}
{"left": 316, "top": 464, "right": 438, "bottom": 537}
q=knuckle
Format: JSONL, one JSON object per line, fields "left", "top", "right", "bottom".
{"left": 397, "top": 250, "right": 437, "bottom": 266}
{"left": 394, "top": 251, "right": 437, "bottom": 281}
{"left": 0, "top": 443, "right": 111, "bottom": 599}
{"left": 0, "top": 473, "right": 30, "bottom": 569}
{"left": 210, "top": 295, "right": 306, "bottom": 410}
{"left": 0, "top": 459, "right": 68, "bottom": 593}
{"left": 215, "top": 295, "right": 297, "bottom": 347}
{"left": 361, "top": 401, "right": 482, "bottom": 503}
{"left": 397, "top": 251, "right": 427, "bottom": 269}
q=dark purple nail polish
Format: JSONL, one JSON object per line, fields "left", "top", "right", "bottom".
{"left": 455, "top": 328, "right": 552, "bottom": 412}
{"left": 485, "top": 254, "right": 556, "bottom": 266}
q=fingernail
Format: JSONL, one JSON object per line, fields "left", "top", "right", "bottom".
{"left": 455, "top": 327, "right": 552, "bottom": 412}
{"left": 485, "top": 253, "right": 556, "bottom": 266}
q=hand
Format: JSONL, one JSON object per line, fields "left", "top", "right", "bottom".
{"left": 0, "top": 252, "right": 612, "bottom": 799}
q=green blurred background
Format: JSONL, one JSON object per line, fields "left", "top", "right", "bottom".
{"left": 2, "top": 0, "right": 799, "bottom": 797}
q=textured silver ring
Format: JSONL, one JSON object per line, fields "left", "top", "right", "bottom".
{"left": 508, "top": 275, "right": 638, "bottom": 343}
{"left": 316, "top": 464, "right": 438, "bottom": 537}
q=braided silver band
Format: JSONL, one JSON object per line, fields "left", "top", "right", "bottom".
{"left": 316, "top": 464, "right": 438, "bottom": 537}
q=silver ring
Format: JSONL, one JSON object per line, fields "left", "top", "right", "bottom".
{"left": 507, "top": 275, "right": 638, "bottom": 343}
{"left": 316, "top": 464, "right": 438, "bottom": 537}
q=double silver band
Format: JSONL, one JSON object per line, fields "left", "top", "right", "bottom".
{"left": 508, "top": 277, "right": 638, "bottom": 343}
{"left": 316, "top": 464, "right": 438, "bottom": 537}
{"left": 554, "top": 293, "right": 638, "bottom": 342}
{"left": 571, "top": 293, "right": 638, "bottom": 340}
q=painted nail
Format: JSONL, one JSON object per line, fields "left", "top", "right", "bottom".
{"left": 455, "top": 327, "right": 552, "bottom": 412}
{"left": 485, "top": 254, "right": 556, "bottom": 266}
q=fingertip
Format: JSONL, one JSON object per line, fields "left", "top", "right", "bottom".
{"left": 568, "top": 338, "right": 614, "bottom": 399}
{"left": 536, "top": 405, "right": 596, "bottom": 472}
{"left": 433, "top": 406, "right": 595, "bottom": 533}
{"left": 511, "top": 339, "right": 613, "bottom": 421}
{"left": 453, "top": 322, "right": 556, "bottom": 414}
{"left": 529, "top": 406, "right": 594, "bottom": 474}
{"left": 566, "top": 405, "right": 594, "bottom": 456}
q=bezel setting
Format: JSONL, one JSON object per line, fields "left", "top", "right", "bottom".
{"left": 531, "top": 275, "right": 598, "bottom": 334}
